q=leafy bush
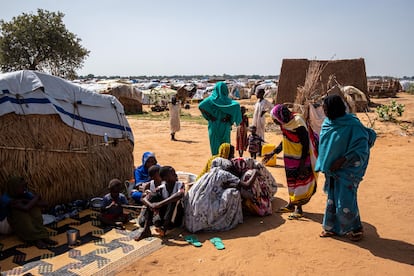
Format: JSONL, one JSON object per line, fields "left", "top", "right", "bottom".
{"left": 375, "top": 100, "right": 405, "bottom": 121}
{"left": 406, "top": 83, "right": 414, "bottom": 95}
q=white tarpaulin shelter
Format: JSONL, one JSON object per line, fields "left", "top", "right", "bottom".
{"left": 141, "top": 86, "right": 177, "bottom": 105}
{"left": 0, "top": 70, "right": 133, "bottom": 142}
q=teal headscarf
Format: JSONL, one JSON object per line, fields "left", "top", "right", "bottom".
{"left": 199, "top": 82, "right": 242, "bottom": 154}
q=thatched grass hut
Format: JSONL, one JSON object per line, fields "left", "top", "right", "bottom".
{"left": 277, "top": 58, "right": 368, "bottom": 106}
{"left": 0, "top": 70, "right": 134, "bottom": 206}
{"left": 101, "top": 83, "right": 143, "bottom": 114}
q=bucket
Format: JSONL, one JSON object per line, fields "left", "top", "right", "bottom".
{"left": 261, "top": 144, "right": 277, "bottom": 167}
{"left": 66, "top": 229, "right": 80, "bottom": 246}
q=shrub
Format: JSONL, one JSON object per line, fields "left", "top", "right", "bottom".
{"left": 375, "top": 100, "right": 405, "bottom": 121}
{"left": 406, "top": 83, "right": 414, "bottom": 95}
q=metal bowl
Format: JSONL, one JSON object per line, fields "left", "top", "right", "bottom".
{"left": 90, "top": 197, "right": 104, "bottom": 209}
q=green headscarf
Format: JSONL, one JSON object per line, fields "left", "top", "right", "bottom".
{"left": 199, "top": 82, "right": 242, "bottom": 154}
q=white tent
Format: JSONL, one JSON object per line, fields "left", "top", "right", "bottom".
{"left": 0, "top": 70, "right": 133, "bottom": 142}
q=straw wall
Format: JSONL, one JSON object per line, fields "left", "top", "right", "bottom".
{"left": 277, "top": 58, "right": 368, "bottom": 105}
{"left": 0, "top": 113, "right": 134, "bottom": 206}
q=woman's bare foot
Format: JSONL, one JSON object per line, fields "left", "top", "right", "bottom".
{"left": 134, "top": 228, "right": 152, "bottom": 241}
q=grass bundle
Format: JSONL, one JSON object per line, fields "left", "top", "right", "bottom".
{"left": 294, "top": 60, "right": 327, "bottom": 120}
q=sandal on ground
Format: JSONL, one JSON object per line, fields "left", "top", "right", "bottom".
{"left": 345, "top": 231, "right": 363, "bottom": 241}
{"left": 319, "top": 230, "right": 336, "bottom": 238}
{"left": 287, "top": 213, "right": 303, "bottom": 220}
{"left": 277, "top": 205, "right": 294, "bottom": 213}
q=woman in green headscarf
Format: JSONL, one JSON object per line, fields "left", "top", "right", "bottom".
{"left": 199, "top": 82, "right": 242, "bottom": 155}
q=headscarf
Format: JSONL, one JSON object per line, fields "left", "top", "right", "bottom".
{"left": 6, "top": 176, "right": 26, "bottom": 198}
{"left": 211, "top": 157, "right": 233, "bottom": 171}
{"left": 210, "top": 82, "right": 235, "bottom": 106}
{"left": 198, "top": 82, "right": 242, "bottom": 125}
{"left": 323, "top": 94, "right": 347, "bottom": 120}
{"left": 231, "top": 157, "right": 249, "bottom": 177}
{"left": 134, "top": 151, "right": 157, "bottom": 185}
{"left": 196, "top": 143, "right": 233, "bottom": 180}
{"left": 216, "top": 143, "right": 232, "bottom": 159}
{"left": 271, "top": 104, "right": 293, "bottom": 124}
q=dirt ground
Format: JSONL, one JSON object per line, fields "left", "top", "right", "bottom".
{"left": 119, "top": 93, "right": 414, "bottom": 276}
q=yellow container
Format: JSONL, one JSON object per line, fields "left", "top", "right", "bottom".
{"left": 261, "top": 144, "right": 277, "bottom": 167}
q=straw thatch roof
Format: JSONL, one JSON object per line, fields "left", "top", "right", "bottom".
{"left": 0, "top": 70, "right": 134, "bottom": 206}
{"left": 277, "top": 58, "right": 368, "bottom": 107}
{"left": 101, "top": 84, "right": 143, "bottom": 114}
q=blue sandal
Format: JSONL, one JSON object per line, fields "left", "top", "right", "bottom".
{"left": 184, "top": 235, "right": 202, "bottom": 247}
{"left": 209, "top": 237, "right": 225, "bottom": 250}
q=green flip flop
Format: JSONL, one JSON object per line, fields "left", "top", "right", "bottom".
{"left": 209, "top": 237, "right": 225, "bottom": 250}
{"left": 184, "top": 235, "right": 202, "bottom": 247}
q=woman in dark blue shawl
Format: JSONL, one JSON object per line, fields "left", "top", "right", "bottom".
{"left": 131, "top": 152, "right": 158, "bottom": 204}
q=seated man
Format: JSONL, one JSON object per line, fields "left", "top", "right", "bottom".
{"left": 135, "top": 166, "right": 184, "bottom": 241}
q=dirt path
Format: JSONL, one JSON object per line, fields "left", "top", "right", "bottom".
{"left": 119, "top": 93, "right": 414, "bottom": 275}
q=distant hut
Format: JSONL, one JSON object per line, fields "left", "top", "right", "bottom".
{"left": 367, "top": 78, "right": 402, "bottom": 98}
{"left": 0, "top": 70, "right": 134, "bottom": 206}
{"left": 277, "top": 58, "right": 368, "bottom": 111}
{"left": 101, "top": 83, "right": 143, "bottom": 114}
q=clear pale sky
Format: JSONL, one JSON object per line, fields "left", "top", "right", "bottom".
{"left": 1, "top": 0, "right": 413, "bottom": 77}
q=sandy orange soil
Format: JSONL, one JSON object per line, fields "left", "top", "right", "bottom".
{"left": 119, "top": 93, "right": 414, "bottom": 276}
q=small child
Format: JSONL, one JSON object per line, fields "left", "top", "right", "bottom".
{"left": 135, "top": 166, "right": 185, "bottom": 241}
{"left": 140, "top": 164, "right": 162, "bottom": 193}
{"left": 100, "top": 178, "right": 130, "bottom": 228}
{"left": 248, "top": 125, "right": 265, "bottom": 159}
{"left": 138, "top": 165, "right": 162, "bottom": 227}
{"left": 236, "top": 106, "right": 249, "bottom": 157}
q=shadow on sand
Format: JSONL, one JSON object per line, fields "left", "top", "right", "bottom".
{"left": 173, "top": 139, "right": 198, "bottom": 144}
{"left": 305, "top": 212, "right": 414, "bottom": 266}
{"left": 160, "top": 197, "right": 289, "bottom": 246}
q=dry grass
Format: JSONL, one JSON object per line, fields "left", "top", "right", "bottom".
{"left": 0, "top": 113, "right": 134, "bottom": 206}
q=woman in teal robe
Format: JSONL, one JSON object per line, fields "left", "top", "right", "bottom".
{"left": 199, "top": 82, "right": 242, "bottom": 155}
{"left": 315, "top": 95, "right": 376, "bottom": 241}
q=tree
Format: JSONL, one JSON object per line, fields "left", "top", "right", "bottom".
{"left": 0, "top": 9, "right": 89, "bottom": 79}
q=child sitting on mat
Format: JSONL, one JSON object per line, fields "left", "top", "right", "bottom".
{"left": 100, "top": 178, "right": 130, "bottom": 228}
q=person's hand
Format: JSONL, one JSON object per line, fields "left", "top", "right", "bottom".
{"left": 330, "top": 157, "right": 346, "bottom": 172}
{"left": 221, "top": 114, "right": 231, "bottom": 123}
{"left": 262, "top": 153, "right": 273, "bottom": 163}
{"left": 210, "top": 116, "right": 217, "bottom": 122}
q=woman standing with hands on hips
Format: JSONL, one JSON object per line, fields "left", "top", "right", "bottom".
{"left": 199, "top": 82, "right": 242, "bottom": 155}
